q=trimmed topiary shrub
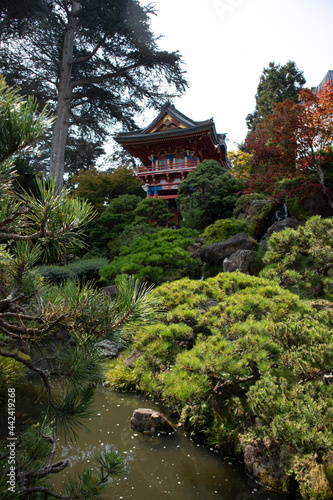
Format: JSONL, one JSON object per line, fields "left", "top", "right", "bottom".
{"left": 99, "top": 228, "right": 201, "bottom": 285}
{"left": 37, "top": 257, "right": 109, "bottom": 283}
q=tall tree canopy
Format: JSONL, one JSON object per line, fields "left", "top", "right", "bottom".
{"left": 70, "top": 165, "right": 145, "bottom": 211}
{"left": 0, "top": 0, "right": 188, "bottom": 189}
{"left": 246, "top": 60, "right": 305, "bottom": 133}
{"left": 246, "top": 98, "right": 302, "bottom": 178}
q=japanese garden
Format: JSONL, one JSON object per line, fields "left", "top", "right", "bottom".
{"left": 0, "top": 1, "right": 333, "bottom": 499}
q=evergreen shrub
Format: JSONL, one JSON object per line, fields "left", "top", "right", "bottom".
{"left": 104, "top": 272, "right": 333, "bottom": 498}
{"left": 37, "top": 258, "right": 109, "bottom": 283}
{"left": 201, "top": 217, "right": 255, "bottom": 244}
{"left": 261, "top": 215, "right": 333, "bottom": 299}
{"left": 99, "top": 228, "right": 201, "bottom": 285}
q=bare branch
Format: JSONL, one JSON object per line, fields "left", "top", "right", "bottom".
{"left": 71, "top": 62, "right": 142, "bottom": 88}
{"left": 17, "top": 484, "right": 70, "bottom": 499}
{"left": 71, "top": 34, "right": 107, "bottom": 65}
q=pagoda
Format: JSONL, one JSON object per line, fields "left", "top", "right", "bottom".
{"left": 114, "top": 103, "right": 229, "bottom": 223}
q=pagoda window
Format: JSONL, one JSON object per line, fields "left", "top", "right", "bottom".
{"left": 157, "top": 157, "right": 168, "bottom": 169}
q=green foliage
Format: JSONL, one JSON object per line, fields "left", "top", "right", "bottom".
{"left": 99, "top": 228, "right": 201, "bottom": 285}
{"left": 0, "top": 77, "right": 53, "bottom": 165}
{"left": 84, "top": 194, "right": 143, "bottom": 257}
{"left": 104, "top": 272, "right": 333, "bottom": 497}
{"left": 1, "top": 176, "right": 96, "bottom": 262}
{"left": 132, "top": 197, "right": 174, "bottom": 227}
{"left": 177, "top": 160, "right": 243, "bottom": 230}
{"left": 37, "top": 257, "right": 109, "bottom": 283}
{"left": 103, "top": 357, "right": 139, "bottom": 392}
{"left": 246, "top": 60, "right": 305, "bottom": 132}
{"left": 201, "top": 217, "right": 255, "bottom": 244}
{"left": 247, "top": 377, "right": 333, "bottom": 454}
{"left": 0, "top": 0, "right": 188, "bottom": 183}
{"left": 261, "top": 216, "right": 333, "bottom": 299}
{"left": 0, "top": 81, "right": 161, "bottom": 499}
{"left": 63, "top": 447, "right": 126, "bottom": 497}
{"left": 0, "top": 356, "right": 26, "bottom": 397}
{"left": 70, "top": 167, "right": 145, "bottom": 212}
{"left": 233, "top": 192, "right": 267, "bottom": 218}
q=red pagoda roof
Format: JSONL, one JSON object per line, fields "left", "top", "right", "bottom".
{"left": 114, "top": 103, "right": 228, "bottom": 167}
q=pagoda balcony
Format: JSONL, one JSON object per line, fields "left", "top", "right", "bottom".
{"left": 137, "top": 160, "right": 199, "bottom": 174}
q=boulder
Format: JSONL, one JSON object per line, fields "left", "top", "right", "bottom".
{"left": 103, "top": 285, "right": 117, "bottom": 298}
{"left": 123, "top": 350, "right": 142, "bottom": 368}
{"left": 130, "top": 408, "right": 174, "bottom": 434}
{"left": 244, "top": 438, "right": 289, "bottom": 492}
{"left": 199, "top": 232, "right": 258, "bottom": 265}
{"left": 260, "top": 217, "right": 302, "bottom": 251}
{"left": 223, "top": 250, "right": 258, "bottom": 275}
{"left": 96, "top": 340, "right": 121, "bottom": 358}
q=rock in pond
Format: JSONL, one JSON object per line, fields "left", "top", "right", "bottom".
{"left": 130, "top": 408, "right": 174, "bottom": 435}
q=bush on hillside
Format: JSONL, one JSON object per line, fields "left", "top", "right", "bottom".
{"left": 201, "top": 217, "right": 255, "bottom": 244}
{"left": 99, "top": 228, "right": 201, "bottom": 285}
{"left": 37, "top": 257, "right": 109, "bottom": 283}
{"left": 261, "top": 215, "right": 333, "bottom": 299}
{"left": 85, "top": 194, "right": 143, "bottom": 258}
{"left": 177, "top": 160, "right": 243, "bottom": 230}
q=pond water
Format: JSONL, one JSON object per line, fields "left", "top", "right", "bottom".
{"left": 51, "top": 388, "right": 289, "bottom": 500}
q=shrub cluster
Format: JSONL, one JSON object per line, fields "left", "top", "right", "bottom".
{"left": 37, "top": 257, "right": 109, "bottom": 283}
{"left": 201, "top": 217, "right": 255, "bottom": 245}
{"left": 99, "top": 228, "right": 201, "bottom": 285}
{"left": 261, "top": 215, "right": 333, "bottom": 300}
{"left": 104, "top": 272, "right": 333, "bottom": 498}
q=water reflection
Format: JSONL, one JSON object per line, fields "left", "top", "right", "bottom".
{"left": 52, "top": 389, "right": 288, "bottom": 500}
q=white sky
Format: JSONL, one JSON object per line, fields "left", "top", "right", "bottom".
{"left": 132, "top": 0, "right": 333, "bottom": 151}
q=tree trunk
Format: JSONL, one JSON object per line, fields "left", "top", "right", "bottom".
{"left": 50, "top": 0, "right": 80, "bottom": 191}
{"left": 316, "top": 160, "right": 333, "bottom": 209}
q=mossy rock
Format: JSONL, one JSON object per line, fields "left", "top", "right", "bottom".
{"left": 291, "top": 455, "right": 333, "bottom": 500}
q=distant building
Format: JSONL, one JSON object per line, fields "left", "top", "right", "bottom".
{"left": 314, "top": 70, "right": 333, "bottom": 94}
{"left": 114, "top": 102, "right": 228, "bottom": 223}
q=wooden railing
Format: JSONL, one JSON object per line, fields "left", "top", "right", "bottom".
{"left": 137, "top": 160, "right": 199, "bottom": 173}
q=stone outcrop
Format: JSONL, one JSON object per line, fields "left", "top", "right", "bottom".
{"left": 260, "top": 217, "right": 303, "bottom": 251}
{"left": 130, "top": 408, "right": 174, "bottom": 434}
{"left": 123, "top": 350, "right": 143, "bottom": 368}
{"left": 96, "top": 340, "right": 121, "bottom": 358}
{"left": 243, "top": 439, "right": 289, "bottom": 492}
{"left": 223, "top": 249, "right": 258, "bottom": 275}
{"left": 199, "top": 232, "right": 258, "bottom": 266}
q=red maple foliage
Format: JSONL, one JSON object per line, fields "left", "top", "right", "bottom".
{"left": 244, "top": 82, "right": 333, "bottom": 207}
{"left": 246, "top": 99, "right": 303, "bottom": 180}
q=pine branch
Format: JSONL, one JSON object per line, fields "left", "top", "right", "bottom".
{"left": 17, "top": 486, "right": 71, "bottom": 499}
{"left": 0, "top": 349, "right": 54, "bottom": 403}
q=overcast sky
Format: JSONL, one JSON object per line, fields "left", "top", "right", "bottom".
{"left": 134, "top": 0, "right": 333, "bottom": 151}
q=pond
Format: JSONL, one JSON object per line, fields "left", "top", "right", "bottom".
{"left": 51, "top": 388, "right": 289, "bottom": 500}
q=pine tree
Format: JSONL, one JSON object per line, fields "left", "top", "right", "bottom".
{"left": 246, "top": 60, "right": 305, "bottom": 133}
{"left": 0, "top": 78, "right": 161, "bottom": 498}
